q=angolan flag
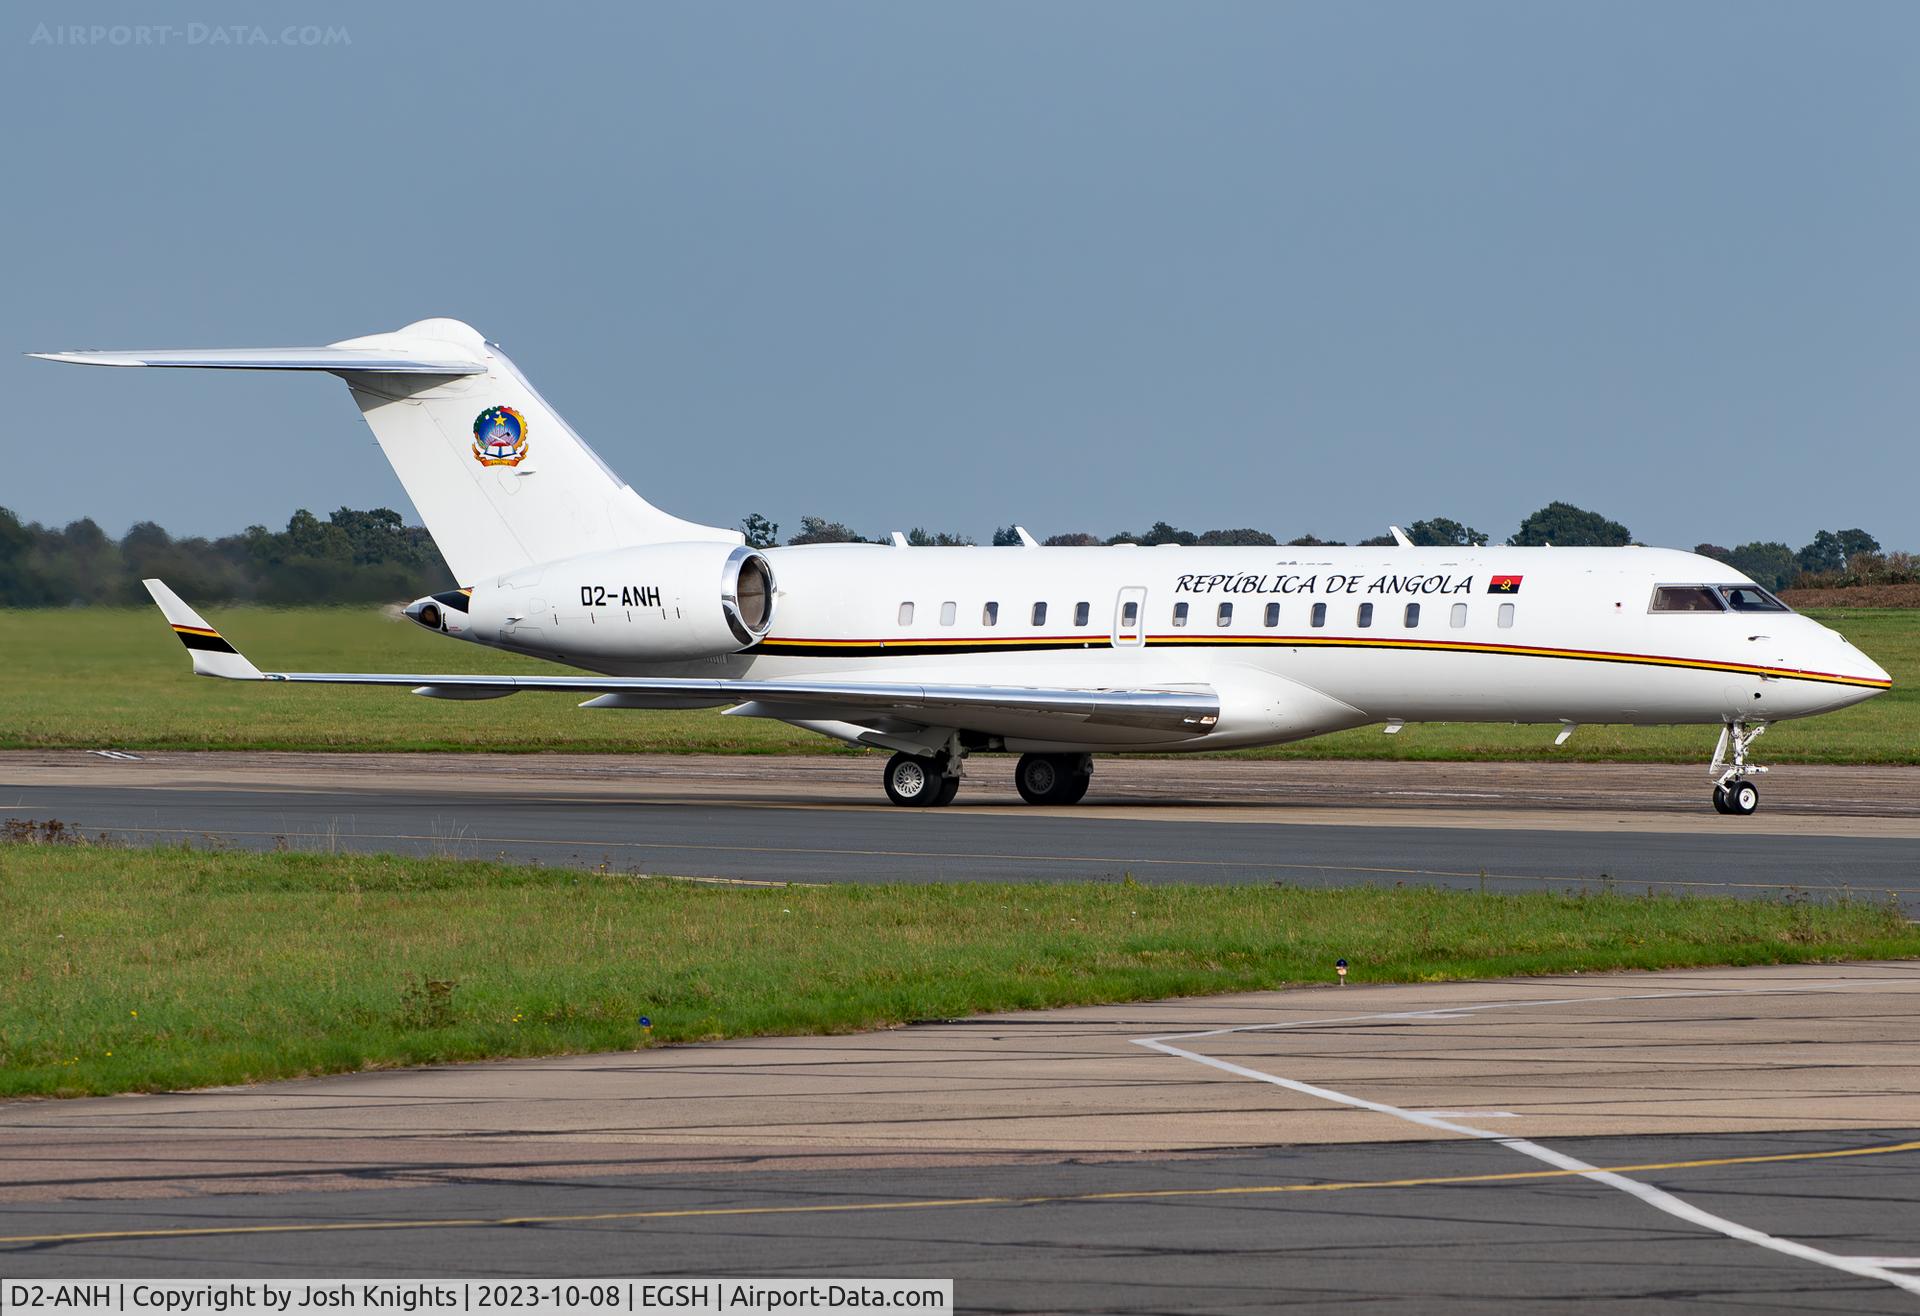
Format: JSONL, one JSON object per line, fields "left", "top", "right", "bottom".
{"left": 1488, "top": 575, "right": 1523, "bottom": 593}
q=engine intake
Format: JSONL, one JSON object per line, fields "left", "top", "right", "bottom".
{"left": 723, "top": 547, "right": 775, "bottom": 645}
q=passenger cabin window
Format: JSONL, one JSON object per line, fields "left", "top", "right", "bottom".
{"left": 1718, "top": 585, "right": 1789, "bottom": 613}
{"left": 1121, "top": 600, "right": 1138, "bottom": 627}
{"left": 1357, "top": 602, "right": 1373, "bottom": 628}
{"left": 1217, "top": 602, "right": 1232, "bottom": 627}
{"left": 1404, "top": 602, "right": 1420, "bottom": 628}
{"left": 1264, "top": 602, "right": 1280, "bottom": 627}
{"left": 940, "top": 601, "right": 957, "bottom": 626}
{"left": 1172, "top": 601, "right": 1189, "bottom": 627}
{"left": 1074, "top": 601, "right": 1090, "bottom": 627}
{"left": 897, "top": 602, "right": 914, "bottom": 626}
{"left": 1311, "top": 602, "right": 1327, "bottom": 628}
{"left": 1650, "top": 586, "right": 1725, "bottom": 613}
{"left": 1032, "top": 602, "right": 1047, "bottom": 627}
{"left": 983, "top": 602, "right": 999, "bottom": 626}
{"left": 1450, "top": 602, "right": 1467, "bottom": 629}
{"left": 1498, "top": 602, "right": 1515, "bottom": 629}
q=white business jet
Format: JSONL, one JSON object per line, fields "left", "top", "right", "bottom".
{"left": 34, "top": 319, "right": 1890, "bottom": 814}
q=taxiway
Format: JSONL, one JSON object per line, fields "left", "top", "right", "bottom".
{"left": 2, "top": 963, "right": 1917, "bottom": 1309}
{"left": 2, "top": 753, "right": 1916, "bottom": 908}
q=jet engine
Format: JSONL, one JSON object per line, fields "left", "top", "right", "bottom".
{"left": 407, "top": 543, "right": 775, "bottom": 664}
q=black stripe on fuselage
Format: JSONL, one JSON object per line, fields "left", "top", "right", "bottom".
{"left": 746, "top": 635, "right": 1886, "bottom": 689}
{"left": 749, "top": 639, "right": 1106, "bottom": 658}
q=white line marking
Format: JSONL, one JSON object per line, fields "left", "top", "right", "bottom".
{"left": 1411, "top": 1110, "right": 1519, "bottom": 1118}
{"left": 1133, "top": 979, "right": 1920, "bottom": 1297}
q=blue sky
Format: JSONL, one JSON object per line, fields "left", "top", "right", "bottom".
{"left": 8, "top": 1, "right": 1916, "bottom": 549}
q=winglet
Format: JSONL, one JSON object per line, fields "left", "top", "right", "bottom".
{"left": 142, "top": 579, "right": 264, "bottom": 680}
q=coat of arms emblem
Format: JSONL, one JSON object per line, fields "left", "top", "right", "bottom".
{"left": 472, "top": 405, "right": 529, "bottom": 467}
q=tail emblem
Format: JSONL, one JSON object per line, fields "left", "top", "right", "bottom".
{"left": 472, "top": 405, "right": 529, "bottom": 467}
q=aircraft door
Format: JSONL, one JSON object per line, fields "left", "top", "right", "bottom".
{"left": 1113, "top": 586, "right": 1148, "bottom": 648}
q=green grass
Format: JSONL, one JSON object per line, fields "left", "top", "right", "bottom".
{"left": 0, "top": 605, "right": 1911, "bottom": 762}
{"left": 0, "top": 605, "right": 821, "bottom": 754}
{"left": 3, "top": 843, "right": 1914, "bottom": 1098}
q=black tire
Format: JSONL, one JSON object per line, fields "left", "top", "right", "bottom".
{"left": 933, "top": 774, "right": 962, "bottom": 807}
{"left": 884, "top": 752, "right": 949, "bottom": 806}
{"left": 1724, "top": 779, "right": 1759, "bottom": 816}
{"left": 1016, "top": 753, "right": 1092, "bottom": 805}
{"left": 1712, "top": 784, "right": 1732, "bottom": 815}
{"left": 1015, "top": 753, "right": 1064, "bottom": 804}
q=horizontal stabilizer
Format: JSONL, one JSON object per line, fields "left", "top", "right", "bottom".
{"left": 30, "top": 347, "right": 485, "bottom": 375}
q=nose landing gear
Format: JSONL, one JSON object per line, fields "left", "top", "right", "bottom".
{"left": 1709, "top": 719, "right": 1767, "bottom": 816}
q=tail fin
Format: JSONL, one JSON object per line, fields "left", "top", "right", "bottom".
{"left": 34, "top": 319, "right": 737, "bottom": 583}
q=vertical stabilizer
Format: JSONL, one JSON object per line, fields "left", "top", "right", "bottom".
{"left": 332, "top": 320, "right": 738, "bottom": 582}
{"left": 33, "top": 318, "right": 740, "bottom": 583}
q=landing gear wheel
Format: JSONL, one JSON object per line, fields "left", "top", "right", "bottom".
{"left": 885, "top": 752, "right": 954, "bottom": 807}
{"left": 1015, "top": 754, "right": 1062, "bottom": 804}
{"left": 1015, "top": 753, "right": 1092, "bottom": 805}
{"left": 1707, "top": 720, "right": 1768, "bottom": 817}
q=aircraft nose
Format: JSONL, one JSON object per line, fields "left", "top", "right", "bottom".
{"left": 1818, "top": 623, "right": 1891, "bottom": 701}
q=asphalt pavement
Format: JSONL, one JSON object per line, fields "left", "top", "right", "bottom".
{"left": 4, "top": 964, "right": 1919, "bottom": 1310}
{"left": 3, "top": 755, "right": 1916, "bottom": 907}
{"left": 6, "top": 1131, "right": 1918, "bottom": 1312}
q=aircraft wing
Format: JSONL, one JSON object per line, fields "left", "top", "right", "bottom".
{"left": 142, "top": 580, "right": 1219, "bottom": 738}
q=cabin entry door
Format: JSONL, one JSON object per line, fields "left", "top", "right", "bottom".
{"left": 1112, "top": 586, "right": 1148, "bottom": 647}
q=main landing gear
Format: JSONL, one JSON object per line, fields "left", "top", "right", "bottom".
{"left": 1709, "top": 719, "right": 1767, "bottom": 816}
{"left": 879, "top": 750, "right": 1096, "bottom": 807}
{"left": 883, "top": 752, "right": 962, "bottom": 807}
{"left": 1014, "top": 753, "right": 1092, "bottom": 805}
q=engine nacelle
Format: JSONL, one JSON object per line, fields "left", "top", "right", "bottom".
{"left": 412, "top": 542, "right": 775, "bottom": 663}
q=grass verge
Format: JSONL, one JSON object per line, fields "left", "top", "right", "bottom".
{"left": 3, "top": 843, "right": 1914, "bottom": 1098}
{"left": 0, "top": 605, "right": 1911, "bottom": 761}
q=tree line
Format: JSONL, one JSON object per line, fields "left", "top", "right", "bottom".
{"left": 745, "top": 502, "right": 1908, "bottom": 593}
{"left": 0, "top": 506, "right": 452, "bottom": 607}
{"left": 0, "top": 500, "right": 1907, "bottom": 607}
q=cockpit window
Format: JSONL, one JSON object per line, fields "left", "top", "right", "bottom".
{"left": 1649, "top": 585, "right": 1725, "bottom": 614}
{"left": 1716, "top": 585, "right": 1789, "bottom": 613}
